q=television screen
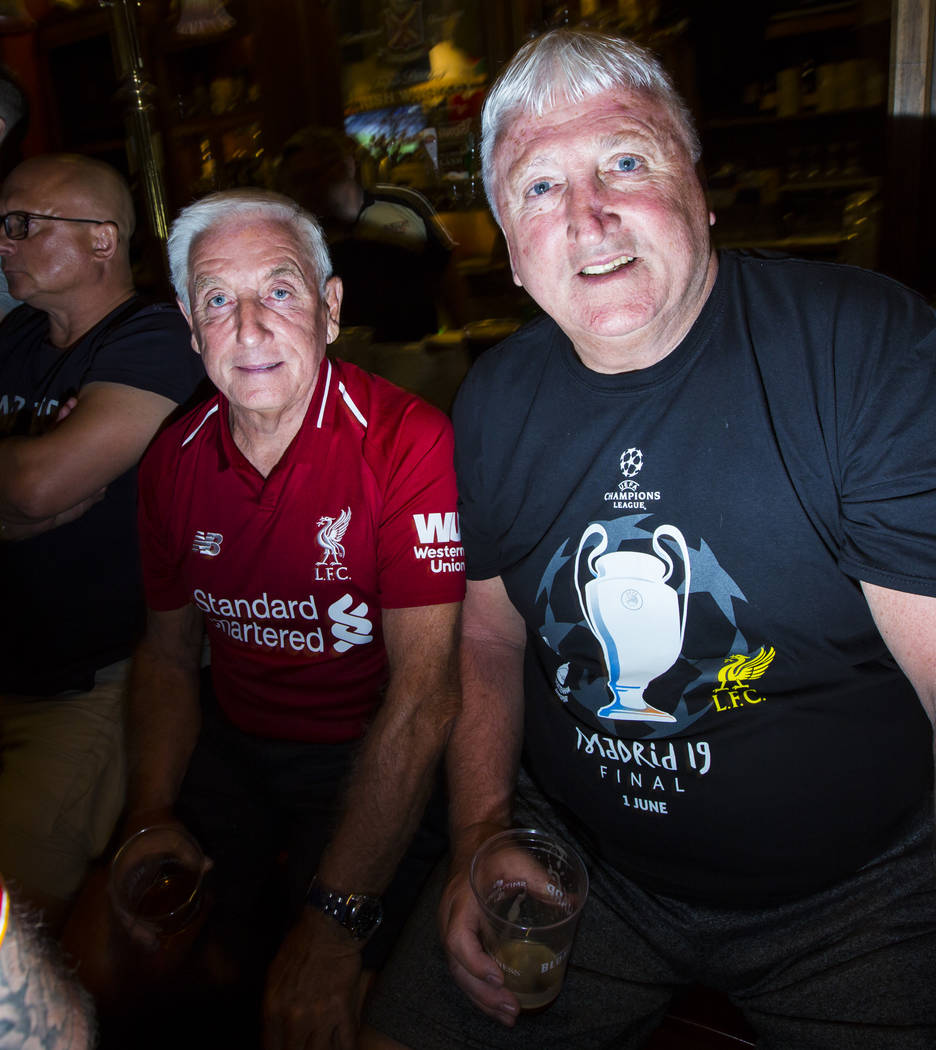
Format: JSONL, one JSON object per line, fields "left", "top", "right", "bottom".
{"left": 344, "top": 105, "right": 426, "bottom": 156}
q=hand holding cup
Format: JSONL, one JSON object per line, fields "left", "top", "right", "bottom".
{"left": 469, "top": 828, "right": 588, "bottom": 1012}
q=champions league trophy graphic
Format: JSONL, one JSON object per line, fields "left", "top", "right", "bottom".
{"left": 574, "top": 522, "right": 690, "bottom": 722}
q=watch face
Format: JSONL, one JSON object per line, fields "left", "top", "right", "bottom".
{"left": 348, "top": 895, "right": 383, "bottom": 939}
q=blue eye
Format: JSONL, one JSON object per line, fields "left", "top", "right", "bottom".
{"left": 528, "top": 180, "right": 552, "bottom": 197}
{"left": 208, "top": 293, "right": 228, "bottom": 307}
{"left": 615, "top": 155, "right": 639, "bottom": 172}
{"left": 271, "top": 287, "right": 289, "bottom": 300}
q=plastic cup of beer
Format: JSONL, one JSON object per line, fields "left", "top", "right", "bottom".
{"left": 109, "top": 825, "right": 207, "bottom": 940}
{"left": 470, "top": 828, "right": 588, "bottom": 1012}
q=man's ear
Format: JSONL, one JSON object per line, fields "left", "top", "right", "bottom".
{"left": 89, "top": 221, "right": 119, "bottom": 260}
{"left": 177, "top": 297, "right": 201, "bottom": 355}
{"left": 324, "top": 275, "right": 343, "bottom": 345}
{"left": 503, "top": 237, "right": 523, "bottom": 289}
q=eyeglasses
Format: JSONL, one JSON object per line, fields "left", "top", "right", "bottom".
{"left": 0, "top": 211, "right": 118, "bottom": 241}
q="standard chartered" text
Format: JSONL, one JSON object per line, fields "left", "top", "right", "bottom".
{"left": 193, "top": 589, "right": 319, "bottom": 620}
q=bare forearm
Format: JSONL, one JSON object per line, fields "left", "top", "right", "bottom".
{"left": 0, "top": 438, "right": 48, "bottom": 522}
{"left": 0, "top": 436, "right": 99, "bottom": 524}
{"left": 447, "top": 633, "right": 525, "bottom": 864}
{"left": 126, "top": 642, "right": 202, "bottom": 820}
{"left": 0, "top": 891, "right": 95, "bottom": 1050}
{"left": 316, "top": 677, "right": 459, "bottom": 893}
{"left": 1, "top": 512, "right": 64, "bottom": 540}
{"left": 314, "top": 603, "right": 462, "bottom": 893}
{"left": 0, "top": 384, "right": 178, "bottom": 522}
{"left": 0, "top": 489, "right": 105, "bottom": 540}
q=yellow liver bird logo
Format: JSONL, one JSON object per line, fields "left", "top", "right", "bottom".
{"left": 716, "top": 646, "right": 776, "bottom": 690}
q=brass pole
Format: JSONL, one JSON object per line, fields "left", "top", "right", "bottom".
{"left": 101, "top": 0, "right": 170, "bottom": 246}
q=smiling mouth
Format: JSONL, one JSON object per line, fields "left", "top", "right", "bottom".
{"left": 239, "top": 362, "right": 281, "bottom": 373}
{"left": 580, "top": 254, "right": 636, "bottom": 276}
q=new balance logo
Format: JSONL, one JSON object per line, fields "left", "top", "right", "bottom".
{"left": 413, "top": 512, "right": 460, "bottom": 544}
{"left": 192, "top": 531, "right": 223, "bottom": 557}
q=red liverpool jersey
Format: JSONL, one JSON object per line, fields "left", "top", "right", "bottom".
{"left": 139, "top": 356, "right": 465, "bottom": 743}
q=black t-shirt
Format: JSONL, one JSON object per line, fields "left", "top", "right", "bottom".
{"left": 452, "top": 251, "right": 936, "bottom": 904}
{"left": 0, "top": 297, "right": 205, "bottom": 694}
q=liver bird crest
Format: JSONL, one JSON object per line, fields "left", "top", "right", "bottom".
{"left": 316, "top": 507, "right": 351, "bottom": 565}
{"left": 716, "top": 646, "right": 776, "bottom": 690}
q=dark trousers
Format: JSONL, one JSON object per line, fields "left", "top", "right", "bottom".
{"left": 177, "top": 682, "right": 448, "bottom": 972}
{"left": 100, "top": 681, "right": 448, "bottom": 1050}
{"left": 367, "top": 768, "right": 936, "bottom": 1050}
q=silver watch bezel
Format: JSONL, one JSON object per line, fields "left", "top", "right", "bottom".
{"left": 306, "top": 878, "right": 383, "bottom": 940}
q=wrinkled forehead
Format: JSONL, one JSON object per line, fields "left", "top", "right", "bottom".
{"left": 192, "top": 215, "right": 295, "bottom": 257}
{"left": 502, "top": 85, "right": 684, "bottom": 150}
{"left": 493, "top": 87, "right": 688, "bottom": 181}
{"left": 187, "top": 215, "right": 318, "bottom": 290}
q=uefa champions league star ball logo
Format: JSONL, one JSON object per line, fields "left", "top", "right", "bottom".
{"left": 620, "top": 448, "right": 643, "bottom": 478}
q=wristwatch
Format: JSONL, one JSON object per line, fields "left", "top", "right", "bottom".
{"left": 305, "top": 877, "right": 383, "bottom": 941}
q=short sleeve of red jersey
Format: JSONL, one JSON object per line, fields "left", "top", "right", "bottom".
{"left": 372, "top": 397, "right": 466, "bottom": 609}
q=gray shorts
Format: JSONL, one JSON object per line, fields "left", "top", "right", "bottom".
{"left": 365, "top": 769, "right": 936, "bottom": 1050}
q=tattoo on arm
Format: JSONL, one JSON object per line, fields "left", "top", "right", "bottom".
{"left": 0, "top": 885, "right": 96, "bottom": 1049}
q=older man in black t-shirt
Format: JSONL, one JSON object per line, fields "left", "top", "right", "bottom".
{"left": 363, "top": 28, "right": 936, "bottom": 1050}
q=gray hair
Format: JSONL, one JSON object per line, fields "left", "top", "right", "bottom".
{"left": 168, "top": 188, "right": 332, "bottom": 312}
{"left": 481, "top": 28, "right": 700, "bottom": 223}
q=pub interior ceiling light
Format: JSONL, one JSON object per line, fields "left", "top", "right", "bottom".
{"left": 174, "top": 0, "right": 236, "bottom": 37}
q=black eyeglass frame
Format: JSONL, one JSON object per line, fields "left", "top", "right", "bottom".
{"left": 0, "top": 211, "right": 118, "bottom": 240}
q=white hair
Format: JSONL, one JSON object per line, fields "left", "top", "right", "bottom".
{"left": 481, "top": 28, "right": 701, "bottom": 224}
{"left": 168, "top": 188, "right": 332, "bottom": 311}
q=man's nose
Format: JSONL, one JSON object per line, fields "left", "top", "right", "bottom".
{"left": 235, "top": 297, "right": 271, "bottom": 344}
{"left": 566, "top": 179, "right": 621, "bottom": 245}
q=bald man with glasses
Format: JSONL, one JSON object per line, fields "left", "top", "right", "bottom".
{"left": 0, "top": 153, "right": 204, "bottom": 927}
{"left": 0, "top": 211, "right": 117, "bottom": 238}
